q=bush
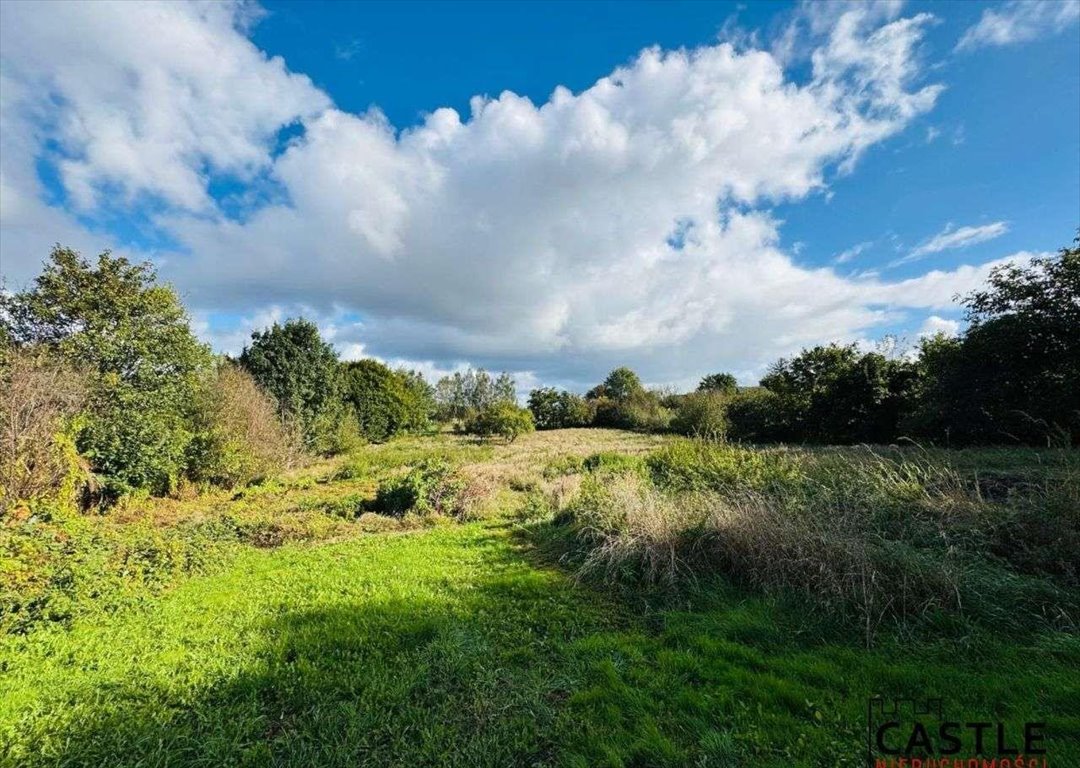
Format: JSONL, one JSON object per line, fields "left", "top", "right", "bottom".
{"left": 463, "top": 401, "right": 535, "bottom": 442}
{"left": 310, "top": 405, "right": 364, "bottom": 457}
{"left": 0, "top": 349, "right": 87, "bottom": 513}
{"left": 725, "top": 388, "right": 791, "bottom": 443}
{"left": 670, "top": 390, "right": 729, "bottom": 440}
{"left": 372, "top": 459, "right": 468, "bottom": 518}
{"left": 186, "top": 363, "right": 303, "bottom": 489}
{"left": 646, "top": 440, "right": 803, "bottom": 493}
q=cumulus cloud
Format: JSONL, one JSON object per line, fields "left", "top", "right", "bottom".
{"left": 956, "top": 0, "right": 1080, "bottom": 52}
{"left": 894, "top": 221, "right": 1009, "bottom": 265}
{"left": 918, "top": 315, "right": 961, "bottom": 338}
{"left": 0, "top": 0, "right": 1026, "bottom": 388}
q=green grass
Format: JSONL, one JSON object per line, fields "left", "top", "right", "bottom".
{"left": 2, "top": 432, "right": 1077, "bottom": 766}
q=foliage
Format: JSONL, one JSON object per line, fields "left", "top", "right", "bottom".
{"left": 526, "top": 387, "right": 592, "bottom": 430}
{"left": 434, "top": 369, "right": 516, "bottom": 421}
{"left": 588, "top": 366, "right": 644, "bottom": 401}
{"left": 758, "top": 344, "right": 918, "bottom": 444}
{"left": 341, "top": 359, "right": 434, "bottom": 442}
{"left": 372, "top": 458, "right": 468, "bottom": 517}
{"left": 0, "top": 348, "right": 87, "bottom": 514}
{"left": 2, "top": 431, "right": 1078, "bottom": 766}
{"left": 568, "top": 440, "right": 1079, "bottom": 643}
{"left": 696, "top": 372, "right": 737, "bottom": 394}
{"left": 670, "top": 390, "right": 729, "bottom": 439}
{"left": 463, "top": 401, "right": 535, "bottom": 442}
{"left": 724, "top": 388, "right": 790, "bottom": 442}
{"left": 906, "top": 244, "right": 1080, "bottom": 446}
{"left": 239, "top": 319, "right": 344, "bottom": 452}
{"left": 186, "top": 363, "right": 303, "bottom": 489}
{"left": 1, "top": 247, "right": 211, "bottom": 497}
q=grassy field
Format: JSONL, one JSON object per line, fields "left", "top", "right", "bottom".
{"left": 2, "top": 430, "right": 1077, "bottom": 767}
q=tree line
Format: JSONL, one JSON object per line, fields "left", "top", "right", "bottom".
{"left": 2, "top": 236, "right": 1076, "bottom": 511}
{"left": 528, "top": 241, "right": 1078, "bottom": 448}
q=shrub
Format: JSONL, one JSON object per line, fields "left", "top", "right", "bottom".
{"left": 463, "top": 401, "right": 535, "bottom": 442}
{"left": 670, "top": 390, "right": 729, "bottom": 440}
{"left": 725, "top": 388, "right": 790, "bottom": 443}
{"left": 372, "top": 459, "right": 468, "bottom": 518}
{"left": 582, "top": 451, "right": 646, "bottom": 476}
{"left": 310, "top": 406, "right": 364, "bottom": 457}
{"left": 186, "top": 363, "right": 303, "bottom": 489}
{"left": 0, "top": 349, "right": 87, "bottom": 513}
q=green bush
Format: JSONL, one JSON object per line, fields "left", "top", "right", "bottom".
{"left": 341, "top": 359, "right": 434, "bottom": 442}
{"left": 372, "top": 459, "right": 468, "bottom": 518}
{"left": 670, "top": 390, "right": 729, "bottom": 440}
{"left": 463, "top": 402, "right": 535, "bottom": 442}
{"left": 582, "top": 451, "right": 646, "bottom": 475}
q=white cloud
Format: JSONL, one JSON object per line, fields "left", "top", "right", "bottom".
{"left": 894, "top": 221, "right": 1009, "bottom": 265}
{"left": 956, "top": 0, "right": 1080, "bottom": 52}
{"left": 0, "top": 0, "right": 1024, "bottom": 389}
{"left": 918, "top": 315, "right": 960, "bottom": 337}
{"left": 833, "top": 240, "right": 872, "bottom": 264}
{"left": 0, "top": 0, "right": 327, "bottom": 214}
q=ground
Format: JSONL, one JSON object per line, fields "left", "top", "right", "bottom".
{"left": 1, "top": 430, "right": 1077, "bottom": 767}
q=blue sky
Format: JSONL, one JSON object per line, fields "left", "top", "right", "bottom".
{"left": 1, "top": 0, "right": 1078, "bottom": 391}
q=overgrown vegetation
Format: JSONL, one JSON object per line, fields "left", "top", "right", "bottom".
{"left": 550, "top": 440, "right": 1079, "bottom": 644}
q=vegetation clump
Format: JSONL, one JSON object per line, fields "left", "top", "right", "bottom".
{"left": 372, "top": 458, "right": 469, "bottom": 518}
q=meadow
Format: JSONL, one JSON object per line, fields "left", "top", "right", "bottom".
{"left": 3, "top": 429, "right": 1077, "bottom": 767}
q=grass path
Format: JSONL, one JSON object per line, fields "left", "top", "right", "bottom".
{"left": 3, "top": 518, "right": 1078, "bottom": 767}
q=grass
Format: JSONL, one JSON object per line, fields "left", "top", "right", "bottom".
{"left": 2, "top": 430, "right": 1078, "bottom": 766}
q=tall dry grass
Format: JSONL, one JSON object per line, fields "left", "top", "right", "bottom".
{"left": 563, "top": 441, "right": 1079, "bottom": 643}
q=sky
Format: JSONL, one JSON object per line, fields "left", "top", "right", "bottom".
{"left": 1, "top": 0, "right": 1078, "bottom": 392}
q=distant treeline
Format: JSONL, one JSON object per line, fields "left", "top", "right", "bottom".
{"left": 531, "top": 240, "right": 1078, "bottom": 448}
{"left": 1, "top": 236, "right": 1076, "bottom": 510}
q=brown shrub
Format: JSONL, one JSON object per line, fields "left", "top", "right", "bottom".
{"left": 0, "top": 349, "right": 86, "bottom": 513}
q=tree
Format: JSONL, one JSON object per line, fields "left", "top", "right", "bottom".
{"left": 434, "top": 368, "right": 516, "bottom": 421}
{"left": 697, "top": 372, "right": 737, "bottom": 394}
{"left": 760, "top": 344, "right": 916, "bottom": 444}
{"left": 907, "top": 242, "right": 1080, "bottom": 445}
{"left": 527, "top": 387, "right": 592, "bottom": 430}
{"left": 598, "top": 367, "right": 644, "bottom": 401}
{"left": 340, "top": 360, "right": 434, "bottom": 442}
{"left": 1, "top": 247, "right": 210, "bottom": 496}
{"left": 239, "top": 319, "right": 342, "bottom": 449}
